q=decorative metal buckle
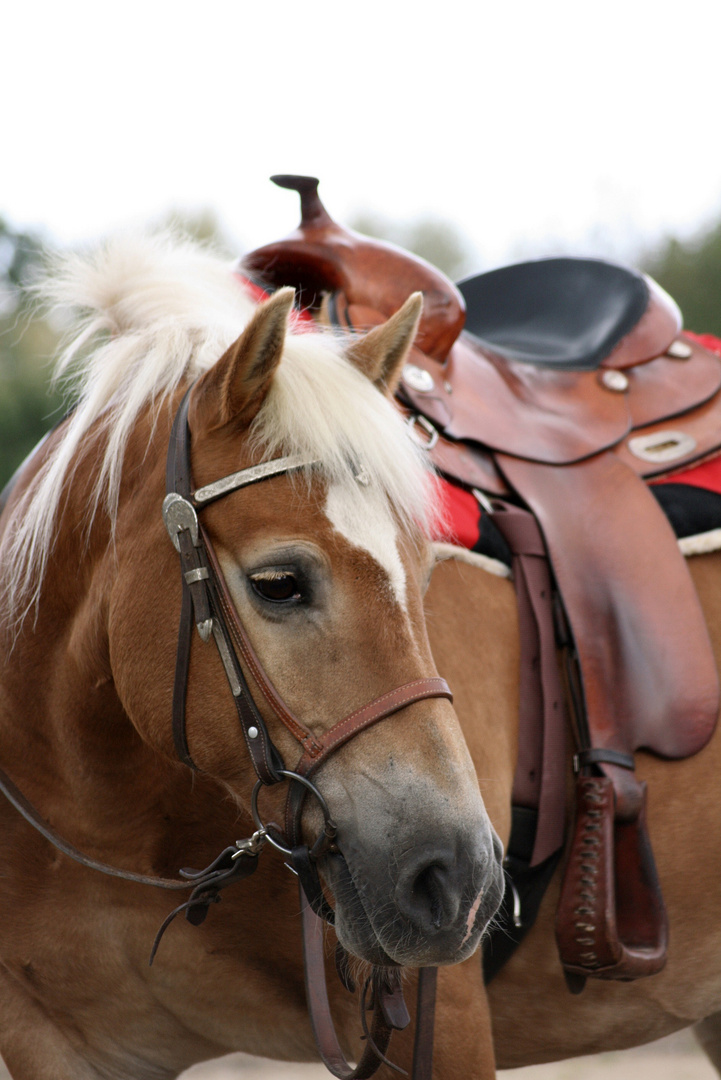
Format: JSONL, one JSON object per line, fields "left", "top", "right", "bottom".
{"left": 162, "top": 493, "right": 200, "bottom": 551}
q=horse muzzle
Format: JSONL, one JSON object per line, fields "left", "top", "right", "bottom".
{"left": 321, "top": 820, "right": 505, "bottom": 967}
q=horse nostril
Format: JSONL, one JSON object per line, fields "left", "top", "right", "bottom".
{"left": 396, "top": 850, "right": 461, "bottom": 932}
{"left": 413, "top": 863, "right": 447, "bottom": 930}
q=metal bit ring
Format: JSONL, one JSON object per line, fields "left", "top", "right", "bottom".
{"left": 251, "top": 770, "right": 336, "bottom": 856}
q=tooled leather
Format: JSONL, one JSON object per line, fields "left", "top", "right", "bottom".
{"left": 241, "top": 190, "right": 720, "bottom": 994}
{"left": 626, "top": 345, "right": 721, "bottom": 429}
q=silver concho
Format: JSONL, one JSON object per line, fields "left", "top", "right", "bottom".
{"left": 600, "top": 369, "right": 629, "bottom": 392}
{"left": 402, "top": 363, "right": 435, "bottom": 393}
{"left": 162, "top": 493, "right": 199, "bottom": 551}
{"left": 666, "top": 340, "right": 693, "bottom": 360}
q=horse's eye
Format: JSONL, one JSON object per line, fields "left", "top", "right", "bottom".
{"left": 250, "top": 573, "right": 302, "bottom": 604}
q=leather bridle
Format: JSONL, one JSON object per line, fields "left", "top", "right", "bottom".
{"left": 162, "top": 385, "right": 450, "bottom": 1079}
{"left": 163, "top": 385, "right": 452, "bottom": 859}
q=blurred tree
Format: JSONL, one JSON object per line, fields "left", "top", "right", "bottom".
{"left": 0, "top": 218, "right": 63, "bottom": 490}
{"left": 349, "top": 211, "right": 476, "bottom": 281}
{"left": 0, "top": 208, "right": 239, "bottom": 492}
{"left": 643, "top": 220, "right": 721, "bottom": 337}
{"left": 152, "top": 207, "right": 239, "bottom": 258}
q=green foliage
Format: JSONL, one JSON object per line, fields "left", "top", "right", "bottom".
{"left": 152, "top": 207, "right": 239, "bottom": 258}
{"left": 0, "top": 219, "right": 62, "bottom": 491}
{"left": 643, "top": 220, "right": 721, "bottom": 337}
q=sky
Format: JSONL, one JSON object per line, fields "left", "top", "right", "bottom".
{"left": 5, "top": 0, "right": 721, "bottom": 272}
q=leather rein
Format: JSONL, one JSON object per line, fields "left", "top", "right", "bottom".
{"left": 0, "top": 383, "right": 450, "bottom": 1079}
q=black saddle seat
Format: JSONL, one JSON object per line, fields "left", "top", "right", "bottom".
{"left": 458, "top": 257, "right": 650, "bottom": 371}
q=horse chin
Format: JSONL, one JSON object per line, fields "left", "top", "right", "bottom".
{"left": 322, "top": 851, "right": 504, "bottom": 968}
{"left": 321, "top": 853, "right": 400, "bottom": 967}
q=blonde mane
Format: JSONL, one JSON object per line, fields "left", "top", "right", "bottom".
{"left": 0, "top": 233, "right": 438, "bottom": 626}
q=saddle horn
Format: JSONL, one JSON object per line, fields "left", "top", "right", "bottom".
{"left": 242, "top": 175, "right": 466, "bottom": 362}
{"left": 269, "top": 175, "right": 332, "bottom": 227}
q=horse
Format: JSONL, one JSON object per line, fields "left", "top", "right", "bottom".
{"left": 4, "top": 229, "right": 721, "bottom": 1080}
{"left": 0, "top": 232, "right": 505, "bottom": 1080}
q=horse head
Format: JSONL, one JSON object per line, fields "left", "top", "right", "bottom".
{"left": 1, "top": 237, "right": 503, "bottom": 970}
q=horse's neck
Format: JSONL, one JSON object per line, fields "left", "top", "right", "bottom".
{"left": 0, "top": 422, "right": 180, "bottom": 845}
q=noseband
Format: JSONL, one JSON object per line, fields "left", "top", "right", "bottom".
{"left": 163, "top": 386, "right": 452, "bottom": 894}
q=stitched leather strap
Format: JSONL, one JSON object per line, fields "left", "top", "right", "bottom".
{"left": 166, "top": 393, "right": 283, "bottom": 784}
{"left": 203, "top": 539, "right": 319, "bottom": 751}
{"left": 294, "top": 679, "right": 453, "bottom": 779}
{"left": 490, "top": 502, "right": 567, "bottom": 866}
{"left": 284, "top": 678, "right": 453, "bottom": 845}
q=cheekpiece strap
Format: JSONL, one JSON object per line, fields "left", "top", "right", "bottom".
{"left": 164, "top": 387, "right": 283, "bottom": 783}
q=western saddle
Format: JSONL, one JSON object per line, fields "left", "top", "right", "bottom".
{"left": 242, "top": 176, "right": 721, "bottom": 991}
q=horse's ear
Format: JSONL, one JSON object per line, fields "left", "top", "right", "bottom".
{"left": 347, "top": 293, "right": 423, "bottom": 394}
{"left": 191, "top": 287, "right": 295, "bottom": 431}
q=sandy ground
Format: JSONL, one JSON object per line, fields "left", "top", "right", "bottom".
{"left": 178, "top": 1029, "right": 717, "bottom": 1080}
{"left": 0, "top": 1028, "right": 713, "bottom": 1078}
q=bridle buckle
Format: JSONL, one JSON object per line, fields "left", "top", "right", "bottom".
{"left": 162, "top": 492, "right": 200, "bottom": 551}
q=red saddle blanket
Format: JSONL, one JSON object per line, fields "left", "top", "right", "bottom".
{"left": 435, "top": 451, "right": 721, "bottom": 556}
